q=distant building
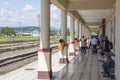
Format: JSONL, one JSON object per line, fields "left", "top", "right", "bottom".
{"left": 32, "top": 29, "right": 40, "bottom": 36}
{"left": 16, "top": 32, "right": 32, "bottom": 36}
{"left": 54, "top": 32, "right": 60, "bottom": 36}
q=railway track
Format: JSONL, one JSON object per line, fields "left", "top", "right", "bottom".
{"left": 0, "top": 41, "right": 57, "bottom": 53}
{"left": 0, "top": 39, "right": 60, "bottom": 74}
{"left": 0, "top": 40, "right": 57, "bottom": 48}
{"left": 0, "top": 40, "right": 39, "bottom": 48}
{"left": 0, "top": 45, "right": 58, "bottom": 67}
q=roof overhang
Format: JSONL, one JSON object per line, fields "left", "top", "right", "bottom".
{"left": 67, "top": 0, "right": 115, "bottom": 10}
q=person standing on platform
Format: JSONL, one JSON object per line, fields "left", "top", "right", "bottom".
{"left": 90, "top": 36, "right": 98, "bottom": 54}
{"left": 86, "top": 37, "right": 91, "bottom": 52}
{"left": 102, "top": 36, "right": 113, "bottom": 56}
{"left": 80, "top": 35, "right": 86, "bottom": 53}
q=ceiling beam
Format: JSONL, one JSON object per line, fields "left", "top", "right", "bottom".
{"left": 51, "top": 0, "right": 85, "bottom": 25}
{"left": 85, "top": 22, "right": 100, "bottom": 26}
{"left": 51, "top": 0, "right": 68, "bottom": 10}
{"left": 90, "top": 28, "right": 100, "bottom": 33}
{"left": 69, "top": 11, "right": 85, "bottom": 24}
{"left": 67, "top": 0, "right": 115, "bottom": 10}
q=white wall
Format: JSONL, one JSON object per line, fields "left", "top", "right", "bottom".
{"left": 115, "top": 0, "right": 120, "bottom": 79}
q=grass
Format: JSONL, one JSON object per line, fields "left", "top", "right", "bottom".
{"left": 0, "top": 36, "right": 69, "bottom": 42}
{"left": 0, "top": 36, "right": 39, "bottom": 42}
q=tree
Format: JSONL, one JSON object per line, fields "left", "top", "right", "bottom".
{"left": 50, "top": 31, "right": 54, "bottom": 36}
{"left": 1, "top": 27, "right": 15, "bottom": 36}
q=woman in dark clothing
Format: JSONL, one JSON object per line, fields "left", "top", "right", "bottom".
{"left": 101, "top": 36, "right": 113, "bottom": 56}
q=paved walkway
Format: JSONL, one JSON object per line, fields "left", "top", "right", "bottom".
{"left": 53, "top": 52, "right": 111, "bottom": 80}
{"left": 0, "top": 50, "right": 112, "bottom": 80}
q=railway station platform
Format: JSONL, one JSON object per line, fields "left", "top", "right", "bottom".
{"left": 0, "top": 50, "right": 114, "bottom": 80}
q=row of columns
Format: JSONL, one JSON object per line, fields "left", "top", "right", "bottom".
{"left": 38, "top": 0, "right": 86, "bottom": 79}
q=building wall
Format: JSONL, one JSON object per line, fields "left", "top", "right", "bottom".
{"left": 106, "top": 20, "right": 112, "bottom": 41}
{"left": 105, "top": 2, "right": 120, "bottom": 79}
{"left": 106, "top": 8, "right": 115, "bottom": 42}
{"left": 115, "top": 0, "right": 120, "bottom": 79}
{"left": 106, "top": 9, "right": 115, "bottom": 51}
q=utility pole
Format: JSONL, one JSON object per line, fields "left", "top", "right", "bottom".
{"left": 38, "top": 14, "right": 40, "bottom": 36}
{"left": 0, "top": 27, "right": 1, "bottom": 36}
{"left": 19, "top": 22, "right": 22, "bottom": 36}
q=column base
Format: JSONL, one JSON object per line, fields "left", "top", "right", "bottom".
{"left": 38, "top": 70, "right": 52, "bottom": 79}
{"left": 59, "top": 58, "right": 68, "bottom": 64}
{"left": 69, "top": 52, "right": 76, "bottom": 56}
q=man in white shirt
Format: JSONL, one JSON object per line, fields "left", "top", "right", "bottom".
{"left": 90, "top": 36, "right": 98, "bottom": 54}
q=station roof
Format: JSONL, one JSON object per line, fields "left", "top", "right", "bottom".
{"left": 51, "top": 0, "right": 116, "bottom": 32}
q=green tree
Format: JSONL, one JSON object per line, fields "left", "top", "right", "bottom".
{"left": 50, "top": 32, "right": 54, "bottom": 36}
{"left": 1, "top": 27, "right": 15, "bottom": 36}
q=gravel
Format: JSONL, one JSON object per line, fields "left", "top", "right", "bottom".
{"left": 0, "top": 56, "right": 37, "bottom": 75}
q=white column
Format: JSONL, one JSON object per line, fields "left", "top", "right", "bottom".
{"left": 79, "top": 23, "right": 82, "bottom": 39}
{"left": 109, "top": 20, "right": 112, "bottom": 41}
{"left": 106, "top": 20, "right": 112, "bottom": 41}
{"left": 69, "top": 16, "right": 75, "bottom": 56}
{"left": 106, "top": 21, "right": 110, "bottom": 39}
{"left": 83, "top": 26, "right": 86, "bottom": 37}
{"left": 75, "top": 20, "right": 79, "bottom": 38}
{"left": 112, "top": 16, "right": 115, "bottom": 51}
{"left": 115, "top": 0, "right": 120, "bottom": 79}
{"left": 59, "top": 10, "right": 68, "bottom": 63}
{"left": 82, "top": 25, "right": 87, "bottom": 37}
{"left": 61, "top": 10, "right": 67, "bottom": 42}
{"left": 79, "top": 23, "right": 82, "bottom": 47}
{"left": 75, "top": 20, "right": 79, "bottom": 52}
{"left": 82, "top": 24, "right": 84, "bottom": 37}
{"left": 81, "top": 24, "right": 83, "bottom": 37}
{"left": 88, "top": 29, "right": 91, "bottom": 37}
{"left": 86, "top": 27, "right": 90, "bottom": 38}
{"left": 38, "top": 0, "right": 52, "bottom": 79}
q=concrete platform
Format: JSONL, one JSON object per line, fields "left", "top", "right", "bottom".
{"left": 0, "top": 51, "right": 69, "bottom": 80}
{"left": 0, "top": 51, "right": 112, "bottom": 80}
{"left": 53, "top": 52, "right": 111, "bottom": 80}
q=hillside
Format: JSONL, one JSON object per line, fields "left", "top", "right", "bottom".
{"left": 0, "top": 26, "right": 60, "bottom": 33}
{"left": 12, "top": 26, "right": 59, "bottom": 33}
{"left": 13, "top": 26, "right": 40, "bottom": 33}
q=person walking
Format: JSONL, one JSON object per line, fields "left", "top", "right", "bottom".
{"left": 80, "top": 35, "right": 86, "bottom": 53}
{"left": 90, "top": 36, "right": 98, "bottom": 54}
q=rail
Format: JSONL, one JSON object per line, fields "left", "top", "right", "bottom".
{"left": 0, "top": 45, "right": 58, "bottom": 67}
{"left": 0, "top": 41, "right": 57, "bottom": 53}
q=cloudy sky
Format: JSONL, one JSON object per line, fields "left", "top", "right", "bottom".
{"left": 0, "top": 0, "right": 64, "bottom": 30}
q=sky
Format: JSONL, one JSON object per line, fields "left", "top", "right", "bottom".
{"left": 0, "top": 0, "right": 66, "bottom": 30}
